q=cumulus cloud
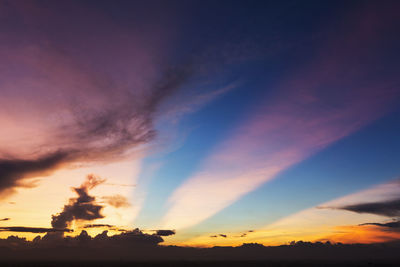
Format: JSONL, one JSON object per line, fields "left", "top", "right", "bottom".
{"left": 0, "top": 228, "right": 163, "bottom": 254}
{"left": 43, "top": 229, "right": 163, "bottom": 247}
{"left": 51, "top": 175, "right": 106, "bottom": 229}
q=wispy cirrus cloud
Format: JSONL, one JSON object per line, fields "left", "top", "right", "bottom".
{"left": 0, "top": 1, "right": 196, "bottom": 199}
{"left": 0, "top": 1, "right": 242, "bottom": 201}
{"left": 161, "top": 2, "right": 400, "bottom": 230}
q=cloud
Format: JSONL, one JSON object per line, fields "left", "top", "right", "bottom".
{"left": 0, "top": 1, "right": 248, "bottom": 203}
{"left": 0, "top": 58, "right": 192, "bottom": 198}
{"left": 239, "top": 231, "right": 253, "bottom": 238}
{"left": 0, "top": 218, "right": 10, "bottom": 222}
{"left": 41, "top": 229, "right": 163, "bottom": 248}
{"left": 155, "top": 230, "right": 175, "bottom": 236}
{"left": 334, "top": 198, "right": 400, "bottom": 217}
{"left": 0, "top": 227, "right": 72, "bottom": 233}
{"left": 83, "top": 224, "right": 115, "bottom": 229}
{"left": 51, "top": 175, "right": 106, "bottom": 229}
{"left": 104, "top": 183, "right": 136, "bottom": 187}
{"left": 161, "top": 2, "right": 400, "bottom": 230}
{"left": 217, "top": 180, "right": 400, "bottom": 248}
{"left": 102, "top": 194, "right": 131, "bottom": 208}
{"left": 0, "top": 228, "right": 163, "bottom": 252}
{"left": 359, "top": 221, "right": 400, "bottom": 230}
{"left": 0, "top": 1, "right": 197, "bottom": 199}
{"left": 210, "top": 234, "right": 227, "bottom": 238}
{"left": 0, "top": 152, "right": 68, "bottom": 199}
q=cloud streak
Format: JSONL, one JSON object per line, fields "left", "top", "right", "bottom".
{"left": 359, "top": 221, "right": 400, "bottom": 230}
{"left": 102, "top": 195, "right": 131, "bottom": 208}
{"left": 162, "top": 2, "right": 400, "bottom": 229}
{"left": 155, "top": 230, "right": 176, "bottom": 236}
{"left": 319, "top": 179, "right": 400, "bottom": 220}
{"left": 0, "top": 227, "right": 72, "bottom": 233}
{"left": 337, "top": 199, "right": 400, "bottom": 217}
{"left": 0, "top": 152, "right": 68, "bottom": 199}
{"left": 83, "top": 224, "right": 116, "bottom": 229}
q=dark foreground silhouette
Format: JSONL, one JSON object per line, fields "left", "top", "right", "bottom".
{"left": 1, "top": 231, "right": 400, "bottom": 266}
{"left": 0, "top": 261, "right": 399, "bottom": 267}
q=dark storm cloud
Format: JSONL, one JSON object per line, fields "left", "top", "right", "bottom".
{"left": 0, "top": 226, "right": 72, "bottom": 233}
{"left": 51, "top": 175, "right": 105, "bottom": 229}
{"left": 0, "top": 152, "right": 68, "bottom": 199}
{"left": 335, "top": 198, "right": 400, "bottom": 217}
{"left": 155, "top": 230, "right": 175, "bottom": 236}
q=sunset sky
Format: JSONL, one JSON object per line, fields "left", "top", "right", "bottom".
{"left": 1, "top": 0, "right": 400, "bottom": 248}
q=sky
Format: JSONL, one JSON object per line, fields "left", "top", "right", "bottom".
{"left": 1, "top": 0, "right": 400, "bottom": 249}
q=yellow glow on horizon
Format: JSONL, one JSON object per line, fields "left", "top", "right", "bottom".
{"left": 0, "top": 159, "right": 142, "bottom": 240}
{"left": 163, "top": 180, "right": 400, "bottom": 247}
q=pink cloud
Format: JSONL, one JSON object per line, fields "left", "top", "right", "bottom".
{"left": 161, "top": 2, "right": 400, "bottom": 229}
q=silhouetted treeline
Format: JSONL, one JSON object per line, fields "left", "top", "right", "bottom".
{"left": 1, "top": 233, "right": 400, "bottom": 262}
